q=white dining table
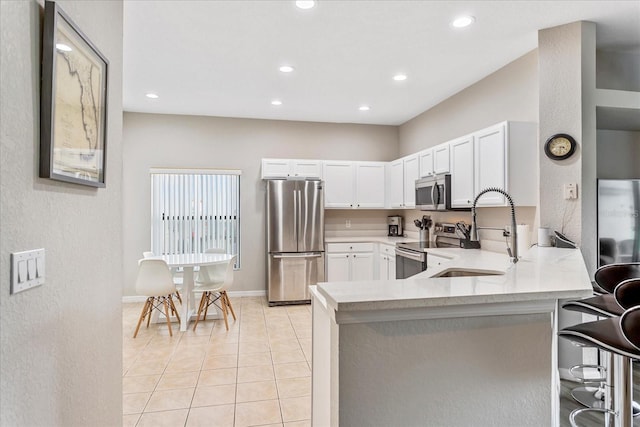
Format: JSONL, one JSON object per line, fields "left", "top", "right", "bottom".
{"left": 150, "top": 253, "right": 234, "bottom": 332}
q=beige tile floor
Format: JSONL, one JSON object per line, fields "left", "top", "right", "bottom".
{"left": 123, "top": 296, "right": 312, "bottom": 427}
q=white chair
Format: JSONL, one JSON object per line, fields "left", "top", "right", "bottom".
{"left": 133, "top": 259, "right": 181, "bottom": 338}
{"left": 142, "top": 251, "right": 183, "bottom": 305}
{"left": 193, "top": 255, "right": 237, "bottom": 331}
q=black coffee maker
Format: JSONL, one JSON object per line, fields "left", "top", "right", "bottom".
{"left": 388, "top": 216, "right": 403, "bottom": 237}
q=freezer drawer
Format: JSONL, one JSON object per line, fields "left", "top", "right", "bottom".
{"left": 268, "top": 252, "right": 325, "bottom": 305}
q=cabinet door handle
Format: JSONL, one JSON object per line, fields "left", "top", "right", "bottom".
{"left": 353, "top": 254, "right": 357, "bottom": 258}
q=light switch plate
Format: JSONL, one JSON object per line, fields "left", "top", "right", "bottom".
{"left": 11, "top": 249, "right": 45, "bottom": 294}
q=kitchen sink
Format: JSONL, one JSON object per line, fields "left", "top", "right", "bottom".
{"left": 432, "top": 268, "right": 504, "bottom": 278}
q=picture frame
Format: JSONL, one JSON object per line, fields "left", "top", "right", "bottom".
{"left": 40, "top": 0, "right": 109, "bottom": 188}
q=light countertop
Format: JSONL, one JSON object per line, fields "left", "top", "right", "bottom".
{"left": 316, "top": 245, "right": 592, "bottom": 314}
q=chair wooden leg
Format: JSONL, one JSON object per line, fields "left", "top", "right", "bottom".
{"left": 193, "top": 293, "right": 206, "bottom": 331}
{"left": 174, "top": 290, "right": 182, "bottom": 305}
{"left": 220, "top": 293, "right": 229, "bottom": 331}
{"left": 146, "top": 297, "right": 154, "bottom": 328}
{"left": 203, "top": 292, "right": 211, "bottom": 321}
{"left": 168, "top": 295, "right": 180, "bottom": 323}
{"left": 223, "top": 291, "right": 236, "bottom": 321}
{"left": 163, "top": 298, "right": 173, "bottom": 337}
{"left": 133, "top": 299, "right": 150, "bottom": 338}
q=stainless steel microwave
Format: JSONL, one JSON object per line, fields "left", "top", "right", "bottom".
{"left": 415, "top": 174, "right": 452, "bottom": 211}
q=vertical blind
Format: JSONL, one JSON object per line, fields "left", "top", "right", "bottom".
{"left": 150, "top": 169, "right": 241, "bottom": 265}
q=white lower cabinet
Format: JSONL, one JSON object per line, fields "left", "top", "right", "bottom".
{"left": 377, "top": 243, "right": 396, "bottom": 280}
{"left": 427, "top": 253, "right": 450, "bottom": 268}
{"left": 326, "top": 243, "right": 374, "bottom": 282}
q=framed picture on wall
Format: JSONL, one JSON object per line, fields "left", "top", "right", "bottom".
{"left": 40, "top": 0, "right": 109, "bottom": 188}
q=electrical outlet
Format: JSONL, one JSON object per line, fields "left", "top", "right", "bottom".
{"left": 564, "top": 183, "right": 578, "bottom": 200}
{"left": 345, "top": 219, "right": 351, "bottom": 229}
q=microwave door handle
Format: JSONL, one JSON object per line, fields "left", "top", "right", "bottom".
{"left": 431, "top": 184, "right": 437, "bottom": 209}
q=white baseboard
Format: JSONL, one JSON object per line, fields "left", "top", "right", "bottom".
{"left": 122, "top": 296, "right": 147, "bottom": 303}
{"left": 228, "top": 290, "right": 266, "bottom": 298}
{"left": 122, "top": 290, "right": 266, "bottom": 303}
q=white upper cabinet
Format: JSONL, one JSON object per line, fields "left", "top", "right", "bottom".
{"left": 433, "top": 143, "right": 451, "bottom": 174}
{"left": 323, "top": 161, "right": 385, "bottom": 209}
{"left": 387, "top": 159, "right": 404, "bottom": 208}
{"left": 323, "top": 161, "right": 356, "bottom": 208}
{"left": 450, "top": 135, "right": 475, "bottom": 208}
{"left": 403, "top": 154, "right": 419, "bottom": 209}
{"left": 355, "top": 162, "right": 386, "bottom": 208}
{"left": 418, "top": 149, "right": 434, "bottom": 178}
{"left": 292, "top": 159, "right": 323, "bottom": 178}
{"left": 261, "top": 158, "right": 322, "bottom": 179}
{"left": 474, "top": 123, "right": 507, "bottom": 206}
{"left": 450, "top": 121, "right": 537, "bottom": 208}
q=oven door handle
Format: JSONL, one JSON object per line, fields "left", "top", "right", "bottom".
{"left": 395, "top": 247, "right": 426, "bottom": 262}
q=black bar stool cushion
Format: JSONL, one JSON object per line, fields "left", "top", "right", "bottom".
{"left": 614, "top": 278, "right": 640, "bottom": 310}
{"left": 559, "top": 317, "right": 640, "bottom": 361}
{"left": 562, "top": 293, "right": 623, "bottom": 317}
{"left": 620, "top": 306, "right": 640, "bottom": 350}
{"left": 594, "top": 263, "right": 640, "bottom": 294}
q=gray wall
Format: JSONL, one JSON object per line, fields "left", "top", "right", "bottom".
{"left": 122, "top": 113, "right": 398, "bottom": 296}
{"left": 597, "top": 130, "right": 640, "bottom": 178}
{"left": 398, "top": 50, "right": 539, "bottom": 156}
{"left": 0, "top": 0, "right": 123, "bottom": 425}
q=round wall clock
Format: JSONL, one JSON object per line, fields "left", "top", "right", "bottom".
{"left": 544, "top": 133, "right": 577, "bottom": 160}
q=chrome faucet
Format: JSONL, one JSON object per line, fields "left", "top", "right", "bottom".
{"left": 469, "top": 187, "right": 519, "bottom": 263}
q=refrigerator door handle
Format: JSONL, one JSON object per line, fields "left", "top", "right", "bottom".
{"left": 272, "top": 253, "right": 323, "bottom": 259}
{"left": 293, "top": 189, "right": 298, "bottom": 248}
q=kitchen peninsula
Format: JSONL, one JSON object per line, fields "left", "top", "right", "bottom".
{"left": 311, "top": 246, "right": 592, "bottom": 426}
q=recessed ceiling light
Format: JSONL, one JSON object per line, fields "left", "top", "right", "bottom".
{"left": 359, "top": 105, "right": 370, "bottom": 111}
{"left": 55, "top": 43, "right": 72, "bottom": 52}
{"left": 271, "top": 99, "right": 283, "bottom": 106}
{"left": 279, "top": 65, "right": 295, "bottom": 73}
{"left": 451, "top": 15, "right": 475, "bottom": 28}
{"left": 145, "top": 93, "right": 159, "bottom": 99}
{"left": 393, "top": 74, "right": 407, "bottom": 81}
{"left": 295, "top": 0, "right": 315, "bottom": 9}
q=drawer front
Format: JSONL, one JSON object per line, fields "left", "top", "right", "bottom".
{"left": 326, "top": 242, "right": 374, "bottom": 253}
{"left": 379, "top": 243, "right": 395, "bottom": 255}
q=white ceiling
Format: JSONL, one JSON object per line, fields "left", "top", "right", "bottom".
{"left": 123, "top": 1, "right": 640, "bottom": 126}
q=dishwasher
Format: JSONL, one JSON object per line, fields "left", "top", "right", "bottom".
{"left": 395, "top": 222, "right": 464, "bottom": 279}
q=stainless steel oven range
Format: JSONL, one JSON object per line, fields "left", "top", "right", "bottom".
{"left": 395, "top": 223, "right": 464, "bottom": 279}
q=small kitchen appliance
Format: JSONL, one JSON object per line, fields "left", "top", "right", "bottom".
{"left": 415, "top": 174, "right": 470, "bottom": 211}
{"left": 388, "top": 216, "right": 403, "bottom": 237}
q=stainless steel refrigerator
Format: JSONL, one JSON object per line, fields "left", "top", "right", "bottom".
{"left": 597, "top": 179, "right": 640, "bottom": 266}
{"left": 267, "top": 179, "right": 325, "bottom": 305}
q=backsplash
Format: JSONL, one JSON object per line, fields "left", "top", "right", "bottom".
{"left": 325, "top": 209, "right": 405, "bottom": 237}
{"left": 325, "top": 207, "right": 537, "bottom": 251}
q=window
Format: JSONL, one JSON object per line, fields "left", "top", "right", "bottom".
{"left": 150, "top": 168, "right": 240, "bottom": 265}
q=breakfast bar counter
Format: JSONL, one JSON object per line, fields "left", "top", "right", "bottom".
{"left": 311, "top": 247, "right": 592, "bottom": 427}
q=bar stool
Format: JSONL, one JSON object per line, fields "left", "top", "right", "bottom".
{"left": 559, "top": 278, "right": 640, "bottom": 427}
{"left": 562, "top": 263, "right": 640, "bottom": 410}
